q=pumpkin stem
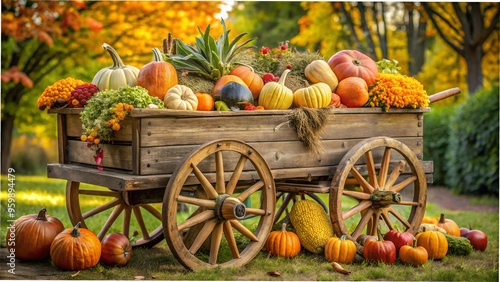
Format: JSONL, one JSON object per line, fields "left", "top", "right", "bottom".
{"left": 277, "top": 69, "right": 291, "bottom": 86}
{"left": 152, "top": 48, "right": 164, "bottom": 62}
{"left": 71, "top": 222, "right": 82, "bottom": 237}
{"left": 102, "top": 43, "right": 125, "bottom": 69}
{"left": 281, "top": 223, "right": 287, "bottom": 232}
{"left": 438, "top": 213, "right": 446, "bottom": 224}
{"left": 36, "top": 208, "right": 48, "bottom": 221}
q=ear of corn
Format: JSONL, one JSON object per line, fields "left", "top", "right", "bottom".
{"left": 289, "top": 199, "right": 334, "bottom": 253}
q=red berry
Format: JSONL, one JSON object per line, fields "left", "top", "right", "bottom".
{"left": 280, "top": 45, "right": 288, "bottom": 51}
{"left": 286, "top": 64, "right": 292, "bottom": 69}
{"left": 260, "top": 47, "right": 270, "bottom": 55}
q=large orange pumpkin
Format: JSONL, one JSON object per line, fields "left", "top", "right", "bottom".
{"left": 335, "top": 77, "right": 369, "bottom": 107}
{"left": 415, "top": 231, "right": 448, "bottom": 260}
{"left": 50, "top": 222, "right": 101, "bottom": 271}
{"left": 6, "top": 208, "right": 64, "bottom": 261}
{"left": 327, "top": 50, "right": 379, "bottom": 86}
{"left": 137, "top": 48, "right": 178, "bottom": 100}
{"left": 229, "top": 66, "right": 264, "bottom": 100}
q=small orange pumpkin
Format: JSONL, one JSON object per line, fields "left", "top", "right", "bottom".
{"left": 265, "top": 223, "right": 301, "bottom": 258}
{"left": 137, "top": 48, "right": 178, "bottom": 100}
{"left": 229, "top": 66, "right": 264, "bottom": 100}
{"left": 50, "top": 222, "right": 101, "bottom": 271}
{"left": 195, "top": 92, "right": 215, "bottom": 111}
{"left": 436, "top": 213, "right": 460, "bottom": 236}
{"left": 324, "top": 235, "right": 357, "bottom": 264}
{"left": 399, "top": 239, "right": 428, "bottom": 266}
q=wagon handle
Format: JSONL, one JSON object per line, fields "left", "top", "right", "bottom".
{"left": 428, "top": 87, "right": 461, "bottom": 103}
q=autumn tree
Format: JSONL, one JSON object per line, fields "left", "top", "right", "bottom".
{"left": 1, "top": 1, "right": 223, "bottom": 174}
{"left": 422, "top": 2, "right": 499, "bottom": 94}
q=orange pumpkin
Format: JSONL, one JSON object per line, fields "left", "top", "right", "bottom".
{"left": 137, "top": 48, "right": 178, "bottom": 100}
{"left": 50, "top": 222, "right": 101, "bottom": 271}
{"left": 229, "top": 66, "right": 264, "bottom": 100}
{"left": 399, "top": 239, "right": 428, "bottom": 266}
{"left": 212, "top": 75, "right": 246, "bottom": 97}
{"left": 415, "top": 231, "right": 448, "bottom": 260}
{"left": 195, "top": 92, "right": 215, "bottom": 111}
{"left": 436, "top": 213, "right": 460, "bottom": 236}
{"left": 327, "top": 49, "right": 379, "bottom": 86}
{"left": 335, "top": 77, "right": 369, "bottom": 107}
{"left": 324, "top": 235, "right": 357, "bottom": 264}
{"left": 265, "top": 223, "right": 301, "bottom": 258}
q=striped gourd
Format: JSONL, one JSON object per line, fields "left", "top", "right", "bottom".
{"left": 289, "top": 199, "right": 334, "bottom": 253}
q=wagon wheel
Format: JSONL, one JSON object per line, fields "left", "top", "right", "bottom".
{"left": 330, "top": 137, "right": 427, "bottom": 241}
{"left": 163, "top": 139, "right": 275, "bottom": 271}
{"left": 66, "top": 181, "right": 164, "bottom": 248}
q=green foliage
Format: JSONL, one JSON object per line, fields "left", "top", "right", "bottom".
{"left": 444, "top": 233, "right": 473, "bottom": 256}
{"left": 423, "top": 104, "right": 459, "bottom": 185}
{"left": 446, "top": 86, "right": 499, "bottom": 195}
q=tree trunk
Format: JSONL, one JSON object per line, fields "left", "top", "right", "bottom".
{"left": 405, "top": 5, "right": 427, "bottom": 76}
{"left": 464, "top": 45, "right": 484, "bottom": 94}
{"left": 1, "top": 114, "right": 15, "bottom": 174}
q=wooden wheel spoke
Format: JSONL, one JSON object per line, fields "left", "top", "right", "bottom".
{"left": 370, "top": 210, "right": 381, "bottom": 235}
{"left": 342, "top": 190, "right": 371, "bottom": 200}
{"left": 209, "top": 223, "right": 224, "bottom": 265}
{"left": 391, "top": 175, "right": 417, "bottom": 192}
{"left": 365, "top": 151, "right": 379, "bottom": 189}
{"left": 350, "top": 167, "right": 374, "bottom": 194}
{"left": 79, "top": 189, "right": 120, "bottom": 197}
{"left": 245, "top": 208, "right": 266, "bottom": 216}
{"left": 82, "top": 198, "right": 122, "bottom": 220}
{"left": 395, "top": 200, "right": 420, "bottom": 206}
{"left": 188, "top": 219, "right": 218, "bottom": 254}
{"left": 236, "top": 181, "right": 264, "bottom": 202}
{"left": 132, "top": 206, "right": 151, "bottom": 240}
{"left": 226, "top": 155, "right": 248, "bottom": 195}
{"left": 351, "top": 208, "right": 374, "bottom": 238}
{"left": 141, "top": 204, "right": 162, "bottom": 221}
{"left": 177, "top": 209, "right": 215, "bottom": 231}
{"left": 191, "top": 163, "right": 218, "bottom": 199}
{"left": 177, "top": 195, "right": 216, "bottom": 209}
{"left": 97, "top": 204, "right": 125, "bottom": 239}
{"left": 223, "top": 221, "right": 240, "bottom": 259}
{"left": 381, "top": 209, "right": 395, "bottom": 230}
{"left": 342, "top": 200, "right": 372, "bottom": 220}
{"left": 385, "top": 160, "right": 406, "bottom": 189}
{"left": 378, "top": 147, "right": 392, "bottom": 189}
{"left": 387, "top": 207, "right": 411, "bottom": 228}
{"left": 230, "top": 220, "right": 259, "bottom": 242}
{"left": 123, "top": 207, "right": 132, "bottom": 238}
{"left": 215, "top": 151, "right": 225, "bottom": 194}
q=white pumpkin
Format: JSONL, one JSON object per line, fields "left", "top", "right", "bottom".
{"left": 164, "top": 85, "right": 198, "bottom": 110}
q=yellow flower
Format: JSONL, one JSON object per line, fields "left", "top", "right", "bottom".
{"left": 368, "top": 73, "right": 429, "bottom": 111}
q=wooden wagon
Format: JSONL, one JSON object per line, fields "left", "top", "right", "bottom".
{"left": 47, "top": 87, "right": 460, "bottom": 270}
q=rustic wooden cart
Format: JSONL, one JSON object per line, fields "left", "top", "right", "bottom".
{"left": 47, "top": 88, "right": 460, "bottom": 270}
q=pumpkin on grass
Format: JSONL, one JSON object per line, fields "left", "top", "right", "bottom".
{"left": 137, "top": 47, "right": 178, "bottom": 100}
{"left": 50, "top": 222, "right": 101, "bottom": 271}
{"left": 415, "top": 230, "right": 448, "bottom": 260}
{"left": 436, "top": 213, "right": 461, "bottom": 236}
{"left": 383, "top": 230, "right": 414, "bottom": 256}
{"left": 362, "top": 238, "right": 396, "bottom": 264}
{"left": 399, "top": 239, "right": 428, "bottom": 266}
{"left": 324, "top": 235, "right": 357, "bottom": 264}
{"left": 265, "top": 223, "right": 301, "bottom": 258}
{"left": 6, "top": 208, "right": 64, "bottom": 261}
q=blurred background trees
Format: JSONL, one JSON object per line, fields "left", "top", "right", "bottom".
{"left": 2, "top": 1, "right": 498, "bottom": 194}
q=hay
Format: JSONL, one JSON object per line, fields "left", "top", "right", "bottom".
{"left": 278, "top": 106, "right": 333, "bottom": 156}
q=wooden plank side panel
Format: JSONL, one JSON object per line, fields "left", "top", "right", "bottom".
{"left": 65, "top": 114, "right": 133, "bottom": 141}
{"left": 139, "top": 113, "right": 423, "bottom": 147}
{"left": 139, "top": 137, "right": 424, "bottom": 175}
{"left": 67, "top": 140, "right": 133, "bottom": 171}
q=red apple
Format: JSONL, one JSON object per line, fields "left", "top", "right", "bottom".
{"left": 465, "top": 229, "right": 488, "bottom": 251}
{"left": 100, "top": 233, "right": 132, "bottom": 266}
{"left": 383, "top": 230, "right": 414, "bottom": 256}
{"left": 459, "top": 227, "right": 470, "bottom": 237}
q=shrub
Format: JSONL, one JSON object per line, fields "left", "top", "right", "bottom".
{"left": 445, "top": 86, "right": 499, "bottom": 195}
{"left": 423, "top": 105, "right": 459, "bottom": 185}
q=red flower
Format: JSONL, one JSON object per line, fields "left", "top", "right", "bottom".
{"left": 260, "top": 46, "right": 270, "bottom": 55}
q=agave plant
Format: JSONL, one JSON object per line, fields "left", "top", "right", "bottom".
{"left": 166, "top": 19, "right": 256, "bottom": 81}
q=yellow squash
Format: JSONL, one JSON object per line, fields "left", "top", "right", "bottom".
{"left": 258, "top": 69, "right": 293, "bottom": 110}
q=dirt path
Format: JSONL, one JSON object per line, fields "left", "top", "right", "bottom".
{"left": 1, "top": 186, "right": 497, "bottom": 280}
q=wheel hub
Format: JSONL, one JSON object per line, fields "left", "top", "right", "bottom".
{"left": 370, "top": 189, "right": 402, "bottom": 208}
{"left": 214, "top": 194, "right": 246, "bottom": 221}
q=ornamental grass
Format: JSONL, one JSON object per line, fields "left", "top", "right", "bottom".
{"left": 368, "top": 73, "right": 429, "bottom": 111}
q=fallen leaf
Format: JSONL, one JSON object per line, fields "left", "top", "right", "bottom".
{"left": 70, "top": 271, "right": 80, "bottom": 277}
{"left": 267, "top": 271, "right": 281, "bottom": 277}
{"left": 331, "top": 262, "right": 351, "bottom": 275}
{"left": 134, "top": 275, "right": 146, "bottom": 280}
